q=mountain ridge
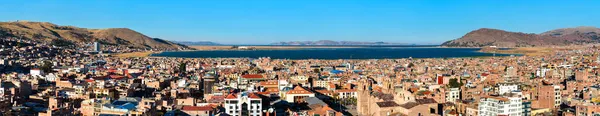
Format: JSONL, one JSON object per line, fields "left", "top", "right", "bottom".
{"left": 0, "top": 21, "right": 189, "bottom": 50}
{"left": 442, "top": 26, "right": 600, "bottom": 47}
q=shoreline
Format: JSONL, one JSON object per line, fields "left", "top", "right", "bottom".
{"left": 185, "top": 45, "right": 498, "bottom": 51}
{"left": 149, "top": 47, "right": 515, "bottom": 59}
{"left": 123, "top": 45, "right": 579, "bottom": 58}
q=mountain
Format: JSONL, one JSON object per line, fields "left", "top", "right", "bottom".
{"left": 271, "top": 40, "right": 405, "bottom": 45}
{"left": 540, "top": 26, "right": 600, "bottom": 40}
{"left": 442, "top": 26, "right": 600, "bottom": 47}
{"left": 0, "top": 21, "right": 189, "bottom": 50}
{"left": 173, "top": 41, "right": 222, "bottom": 45}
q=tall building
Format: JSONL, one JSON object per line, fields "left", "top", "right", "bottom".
{"left": 498, "top": 83, "right": 519, "bottom": 95}
{"left": 478, "top": 94, "right": 524, "bottom": 116}
{"left": 446, "top": 87, "right": 460, "bottom": 103}
{"left": 535, "top": 84, "right": 561, "bottom": 108}
{"left": 93, "top": 42, "right": 100, "bottom": 52}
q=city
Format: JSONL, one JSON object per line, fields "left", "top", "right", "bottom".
{"left": 1, "top": 1, "right": 600, "bottom": 116}
{"left": 3, "top": 34, "right": 600, "bottom": 115}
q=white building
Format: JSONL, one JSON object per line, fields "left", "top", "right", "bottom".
{"left": 0, "top": 80, "right": 4, "bottom": 97}
{"left": 336, "top": 89, "right": 357, "bottom": 99}
{"left": 30, "top": 69, "right": 44, "bottom": 76}
{"left": 43, "top": 73, "right": 58, "bottom": 82}
{"left": 94, "top": 42, "right": 100, "bottom": 51}
{"left": 536, "top": 68, "right": 551, "bottom": 77}
{"left": 479, "top": 94, "right": 523, "bottom": 116}
{"left": 446, "top": 88, "right": 460, "bottom": 103}
{"left": 224, "top": 92, "right": 263, "bottom": 116}
{"left": 0, "top": 59, "right": 6, "bottom": 65}
{"left": 552, "top": 85, "right": 561, "bottom": 107}
{"left": 498, "top": 83, "right": 519, "bottom": 95}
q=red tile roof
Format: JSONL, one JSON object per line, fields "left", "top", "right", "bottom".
{"left": 248, "top": 93, "right": 261, "bottom": 99}
{"left": 182, "top": 105, "right": 213, "bottom": 111}
{"left": 287, "top": 86, "right": 313, "bottom": 94}
{"left": 242, "top": 74, "right": 264, "bottom": 79}
{"left": 225, "top": 93, "right": 237, "bottom": 99}
{"left": 336, "top": 89, "right": 356, "bottom": 93}
{"left": 259, "top": 81, "right": 278, "bottom": 86}
{"left": 109, "top": 75, "right": 125, "bottom": 79}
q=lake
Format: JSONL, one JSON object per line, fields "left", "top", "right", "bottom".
{"left": 151, "top": 47, "right": 515, "bottom": 59}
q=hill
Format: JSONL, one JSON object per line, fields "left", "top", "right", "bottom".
{"left": 442, "top": 26, "right": 600, "bottom": 47}
{"left": 0, "top": 21, "right": 189, "bottom": 50}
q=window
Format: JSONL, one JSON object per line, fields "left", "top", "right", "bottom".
{"left": 251, "top": 100, "right": 261, "bottom": 104}
{"left": 430, "top": 108, "right": 435, "bottom": 113}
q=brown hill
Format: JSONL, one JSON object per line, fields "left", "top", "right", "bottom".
{"left": 540, "top": 26, "right": 600, "bottom": 41}
{"left": 442, "top": 27, "right": 600, "bottom": 47}
{"left": 0, "top": 21, "right": 189, "bottom": 50}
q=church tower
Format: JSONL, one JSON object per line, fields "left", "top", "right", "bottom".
{"left": 357, "top": 78, "right": 373, "bottom": 115}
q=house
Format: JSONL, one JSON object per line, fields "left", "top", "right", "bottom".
{"left": 224, "top": 92, "right": 263, "bottom": 116}
{"left": 285, "top": 86, "right": 315, "bottom": 103}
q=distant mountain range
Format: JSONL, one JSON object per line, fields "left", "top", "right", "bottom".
{"left": 442, "top": 26, "right": 600, "bottom": 47}
{"left": 173, "top": 41, "right": 222, "bottom": 45}
{"left": 6, "top": 21, "right": 598, "bottom": 49}
{"left": 0, "top": 21, "right": 189, "bottom": 50}
{"left": 270, "top": 40, "right": 407, "bottom": 45}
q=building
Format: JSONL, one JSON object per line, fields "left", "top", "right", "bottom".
{"left": 396, "top": 98, "right": 442, "bottom": 116}
{"left": 94, "top": 42, "right": 100, "bottom": 52}
{"left": 465, "top": 105, "right": 478, "bottom": 116}
{"left": 506, "top": 66, "right": 518, "bottom": 77}
{"left": 30, "top": 68, "right": 44, "bottom": 76}
{"left": 80, "top": 97, "right": 144, "bottom": 116}
{"left": 478, "top": 94, "right": 524, "bottom": 116}
{"left": 576, "top": 104, "right": 600, "bottom": 116}
{"left": 522, "top": 101, "right": 531, "bottom": 116}
{"left": 285, "top": 86, "right": 315, "bottom": 103}
{"left": 534, "top": 84, "right": 561, "bottom": 108}
{"left": 180, "top": 105, "right": 215, "bottom": 116}
{"left": 304, "top": 97, "right": 344, "bottom": 116}
{"left": 336, "top": 89, "right": 357, "bottom": 99}
{"left": 498, "top": 83, "right": 519, "bottom": 95}
{"left": 445, "top": 88, "right": 460, "bottom": 103}
{"left": 224, "top": 92, "right": 263, "bottom": 116}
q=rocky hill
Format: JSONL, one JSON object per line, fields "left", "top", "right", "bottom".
{"left": 442, "top": 26, "right": 600, "bottom": 47}
{"left": 0, "top": 21, "right": 189, "bottom": 50}
{"left": 271, "top": 40, "right": 404, "bottom": 45}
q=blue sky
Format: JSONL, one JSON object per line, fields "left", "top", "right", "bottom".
{"left": 1, "top": 0, "right": 598, "bottom": 44}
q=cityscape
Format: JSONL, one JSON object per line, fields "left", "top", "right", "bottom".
{"left": 1, "top": 1, "right": 600, "bottom": 116}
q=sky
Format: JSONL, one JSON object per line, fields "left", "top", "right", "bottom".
{"left": 1, "top": 0, "right": 599, "bottom": 45}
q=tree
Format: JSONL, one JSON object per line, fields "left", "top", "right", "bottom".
{"left": 39, "top": 60, "right": 53, "bottom": 73}
{"left": 313, "top": 68, "right": 320, "bottom": 73}
{"left": 51, "top": 39, "right": 74, "bottom": 47}
{"left": 448, "top": 78, "right": 463, "bottom": 88}
{"left": 407, "top": 63, "right": 415, "bottom": 68}
{"left": 349, "top": 97, "right": 357, "bottom": 105}
{"left": 178, "top": 62, "right": 187, "bottom": 73}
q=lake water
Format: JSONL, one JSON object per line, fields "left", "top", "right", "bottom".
{"left": 151, "top": 47, "right": 515, "bottom": 59}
